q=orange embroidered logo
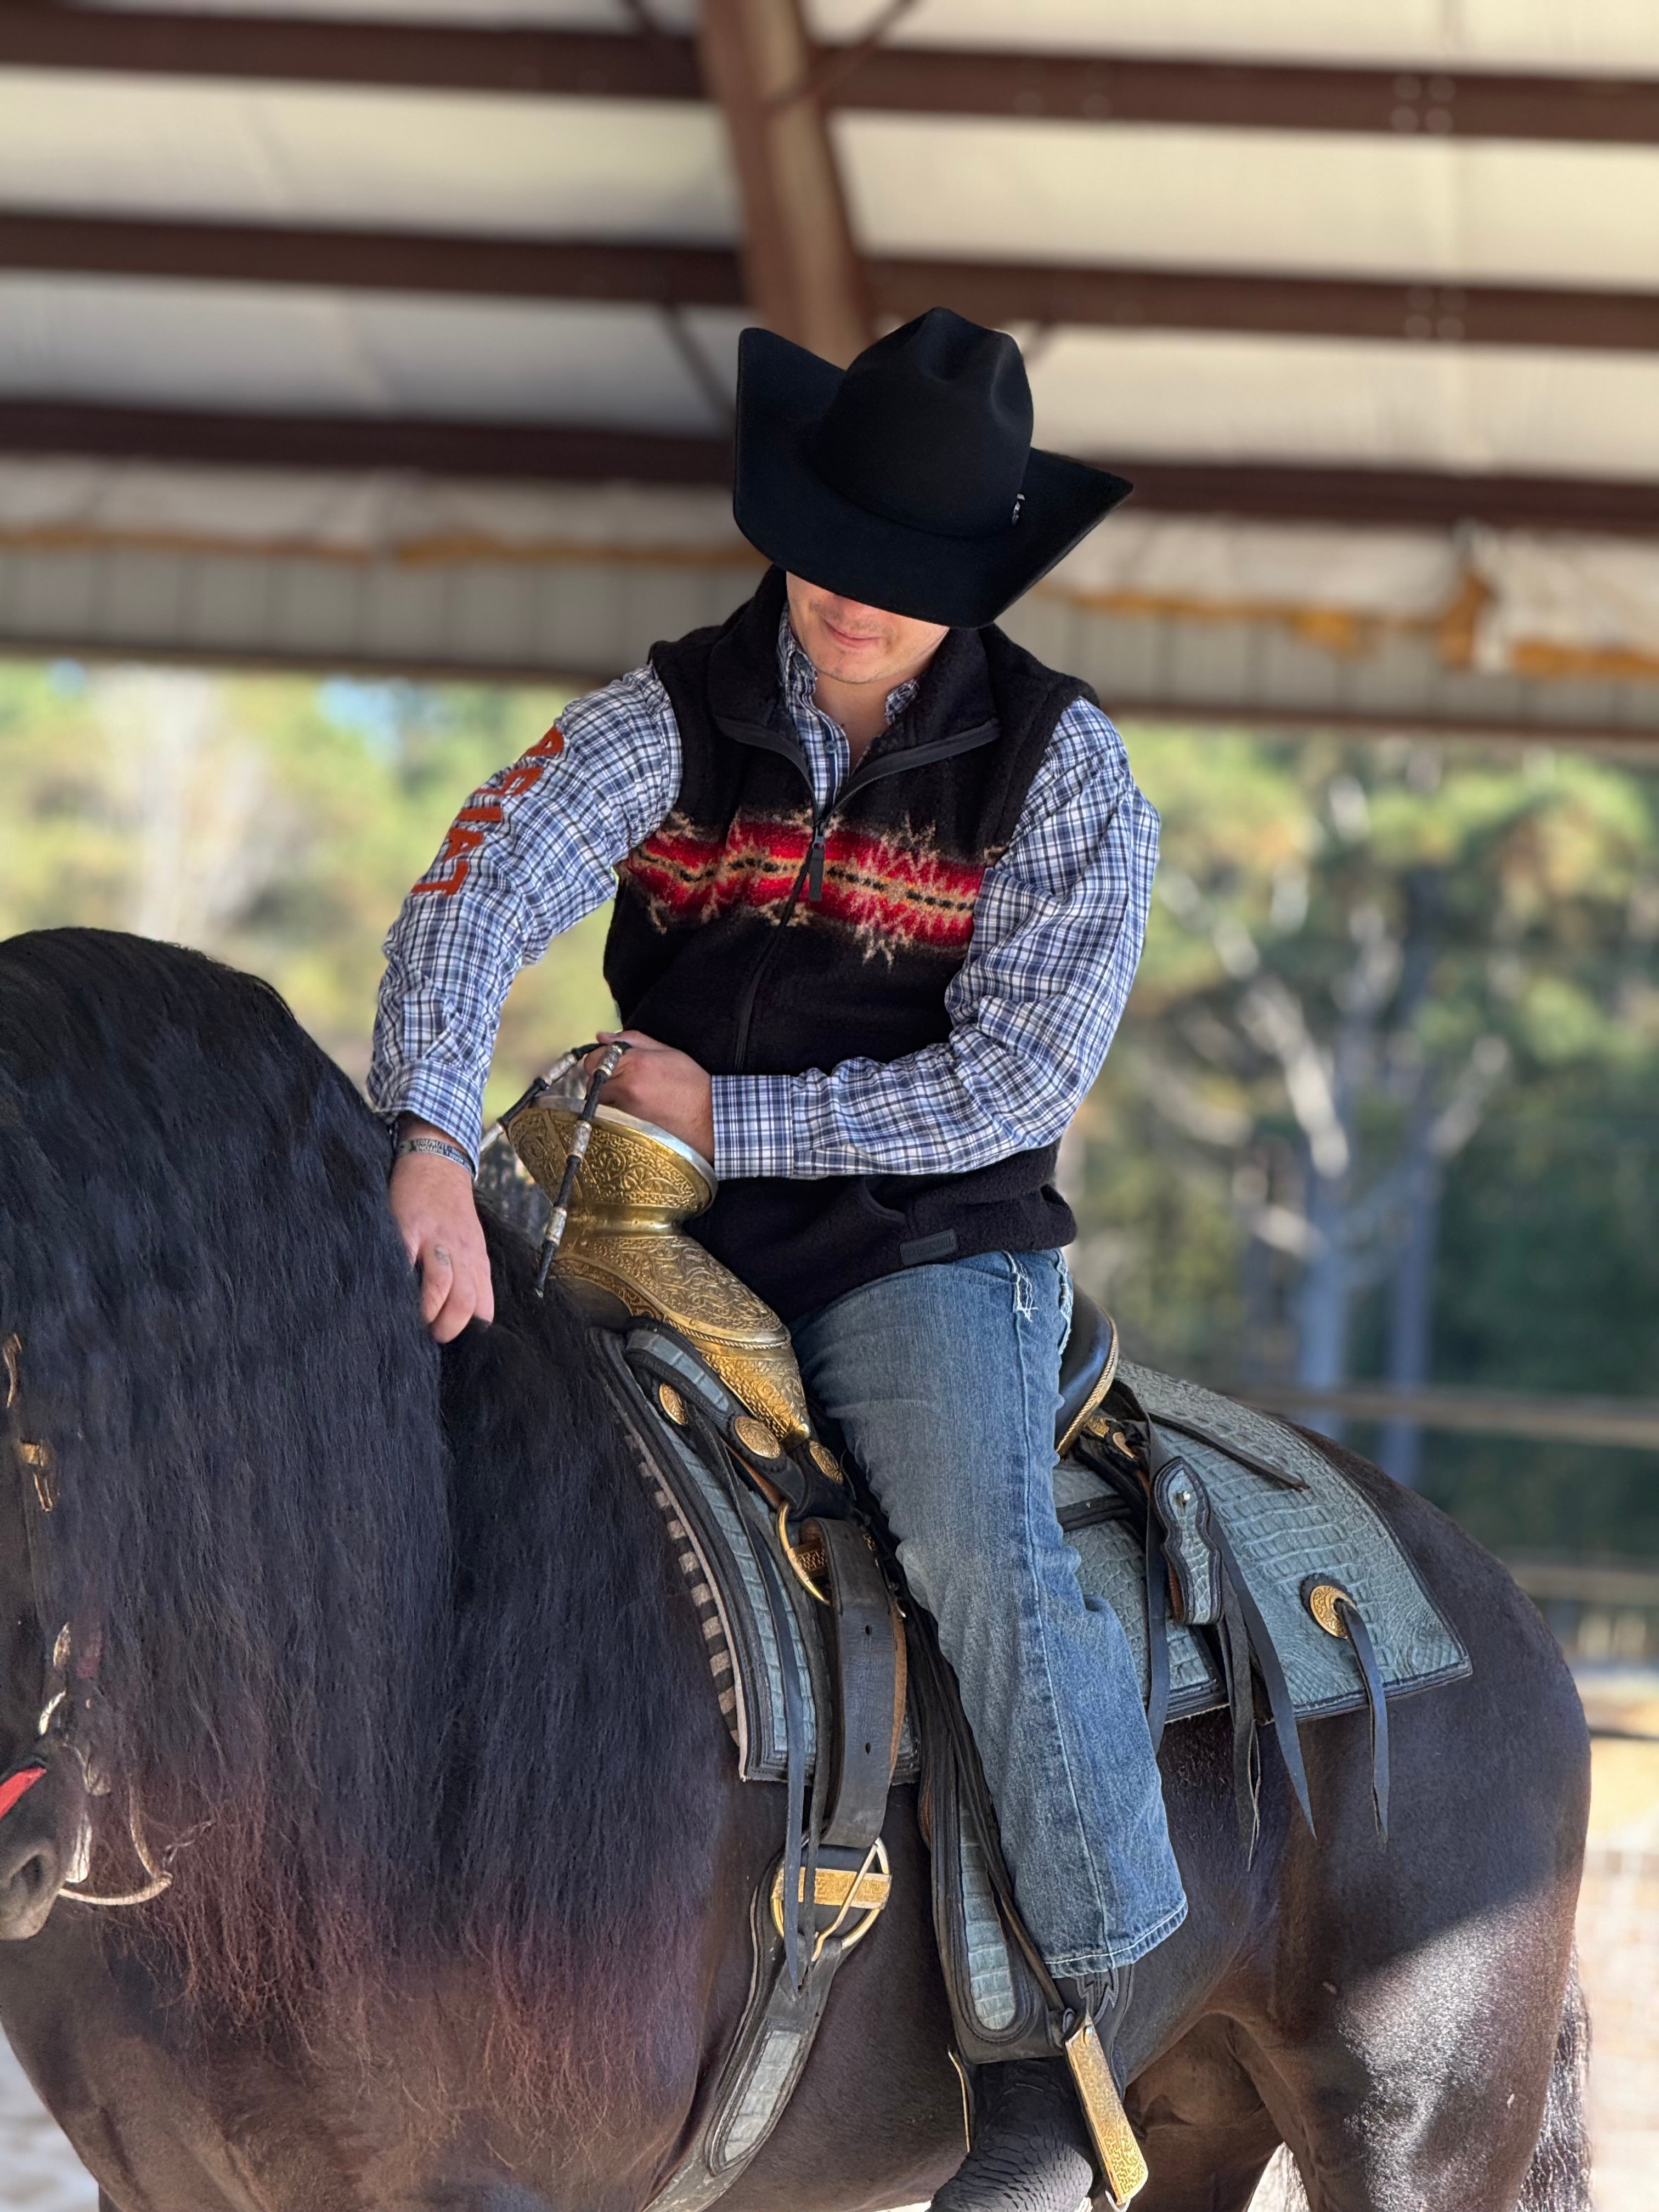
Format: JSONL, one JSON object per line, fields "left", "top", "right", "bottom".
{"left": 413, "top": 726, "right": 565, "bottom": 898}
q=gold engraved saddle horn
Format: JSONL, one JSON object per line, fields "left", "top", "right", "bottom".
{"left": 503, "top": 1070, "right": 811, "bottom": 1447}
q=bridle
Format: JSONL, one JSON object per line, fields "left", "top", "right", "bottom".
{"left": 2, "top": 1331, "right": 173, "bottom": 1910}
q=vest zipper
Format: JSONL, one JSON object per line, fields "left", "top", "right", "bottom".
{"left": 731, "top": 810, "right": 818, "bottom": 1068}
{"left": 723, "top": 716, "right": 1002, "bottom": 1071}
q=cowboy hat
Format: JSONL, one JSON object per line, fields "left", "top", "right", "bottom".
{"left": 732, "top": 307, "right": 1131, "bottom": 630}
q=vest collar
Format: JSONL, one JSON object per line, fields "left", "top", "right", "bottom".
{"left": 709, "top": 568, "right": 999, "bottom": 775}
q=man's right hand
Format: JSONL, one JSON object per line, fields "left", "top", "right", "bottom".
{"left": 388, "top": 1118, "right": 495, "bottom": 1342}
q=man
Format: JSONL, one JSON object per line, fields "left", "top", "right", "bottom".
{"left": 371, "top": 308, "right": 1186, "bottom": 2210}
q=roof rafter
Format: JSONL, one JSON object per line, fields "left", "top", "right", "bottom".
{"left": 5, "top": 211, "right": 1658, "bottom": 353}
{"left": 698, "top": 0, "right": 870, "bottom": 364}
{"left": 5, "top": 399, "right": 1657, "bottom": 537}
{"left": 1, "top": 7, "right": 1655, "bottom": 145}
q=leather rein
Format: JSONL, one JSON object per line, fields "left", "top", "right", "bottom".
{"left": 1, "top": 1331, "right": 172, "bottom": 1910}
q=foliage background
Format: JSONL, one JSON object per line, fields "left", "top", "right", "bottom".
{"left": 3, "top": 660, "right": 1654, "bottom": 1562}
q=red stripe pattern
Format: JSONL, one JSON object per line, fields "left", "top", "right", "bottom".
{"left": 619, "top": 811, "right": 985, "bottom": 960}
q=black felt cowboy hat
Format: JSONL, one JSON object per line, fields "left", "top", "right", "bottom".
{"left": 732, "top": 307, "right": 1131, "bottom": 630}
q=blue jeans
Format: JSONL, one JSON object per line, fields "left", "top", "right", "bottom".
{"left": 792, "top": 1249, "right": 1187, "bottom": 1976}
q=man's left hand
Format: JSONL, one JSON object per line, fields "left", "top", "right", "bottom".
{"left": 584, "top": 1031, "right": 715, "bottom": 1161}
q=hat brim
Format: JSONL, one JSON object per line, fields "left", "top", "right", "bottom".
{"left": 732, "top": 326, "right": 1132, "bottom": 630}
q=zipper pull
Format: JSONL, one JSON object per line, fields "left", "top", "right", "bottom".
{"left": 806, "top": 823, "right": 827, "bottom": 904}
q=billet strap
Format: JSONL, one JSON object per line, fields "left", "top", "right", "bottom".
{"left": 752, "top": 1536, "right": 811, "bottom": 1993}
{"left": 806, "top": 1516, "right": 904, "bottom": 1851}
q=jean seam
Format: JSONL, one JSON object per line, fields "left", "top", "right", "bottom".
{"left": 1044, "top": 1898, "right": 1189, "bottom": 1976}
{"left": 1012, "top": 1272, "right": 1116, "bottom": 1952}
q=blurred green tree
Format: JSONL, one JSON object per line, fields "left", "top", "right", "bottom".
{"left": 1077, "top": 726, "right": 1659, "bottom": 1554}
{"left": 0, "top": 664, "right": 614, "bottom": 1117}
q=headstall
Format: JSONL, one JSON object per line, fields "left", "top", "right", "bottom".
{"left": 2, "top": 1331, "right": 173, "bottom": 1909}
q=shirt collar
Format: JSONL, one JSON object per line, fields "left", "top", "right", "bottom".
{"left": 778, "top": 612, "right": 920, "bottom": 731}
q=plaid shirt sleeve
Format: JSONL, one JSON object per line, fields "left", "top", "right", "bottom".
{"left": 710, "top": 698, "right": 1158, "bottom": 1179}
{"left": 367, "top": 663, "right": 679, "bottom": 1163}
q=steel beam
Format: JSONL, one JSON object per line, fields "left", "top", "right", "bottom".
{"left": 698, "top": 0, "right": 869, "bottom": 364}
{"left": 0, "top": 7, "right": 702, "bottom": 97}
{"left": 0, "top": 211, "right": 743, "bottom": 304}
{"left": 0, "top": 9, "right": 1655, "bottom": 146}
{"left": 5, "top": 211, "right": 1657, "bottom": 354}
{"left": 3, "top": 400, "right": 1658, "bottom": 540}
{"left": 0, "top": 400, "right": 733, "bottom": 481}
{"left": 867, "top": 257, "right": 1659, "bottom": 353}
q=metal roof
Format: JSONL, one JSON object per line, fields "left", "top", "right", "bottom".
{"left": 2, "top": 0, "right": 1657, "bottom": 726}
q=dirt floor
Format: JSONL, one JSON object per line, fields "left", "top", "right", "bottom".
{"left": 3, "top": 1732, "right": 1655, "bottom": 2212}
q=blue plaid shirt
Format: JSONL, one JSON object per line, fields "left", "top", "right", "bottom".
{"left": 370, "top": 617, "right": 1158, "bottom": 1178}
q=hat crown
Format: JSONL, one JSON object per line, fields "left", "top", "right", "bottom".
{"left": 808, "top": 308, "right": 1034, "bottom": 541}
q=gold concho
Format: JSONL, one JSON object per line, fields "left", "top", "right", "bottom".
{"left": 504, "top": 1084, "right": 812, "bottom": 1442}
{"left": 657, "top": 1383, "right": 688, "bottom": 1427}
{"left": 732, "top": 1413, "right": 783, "bottom": 1462}
{"left": 809, "top": 1440, "right": 846, "bottom": 1488}
{"left": 1305, "top": 1581, "right": 1351, "bottom": 1639}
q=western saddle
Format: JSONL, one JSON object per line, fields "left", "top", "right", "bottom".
{"left": 490, "top": 1062, "right": 1463, "bottom": 2212}
{"left": 498, "top": 1069, "right": 1144, "bottom": 2209}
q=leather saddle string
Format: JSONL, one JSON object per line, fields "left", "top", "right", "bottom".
{"left": 1142, "top": 1507, "right": 1171, "bottom": 1757}
{"left": 1337, "top": 1596, "right": 1391, "bottom": 1842}
{"left": 1215, "top": 1574, "right": 1259, "bottom": 1860}
{"left": 1200, "top": 1503, "right": 1316, "bottom": 1844}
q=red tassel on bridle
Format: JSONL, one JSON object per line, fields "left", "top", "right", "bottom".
{"left": 0, "top": 1764, "right": 46, "bottom": 1823}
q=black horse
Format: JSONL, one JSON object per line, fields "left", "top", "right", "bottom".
{"left": 0, "top": 929, "right": 1590, "bottom": 2212}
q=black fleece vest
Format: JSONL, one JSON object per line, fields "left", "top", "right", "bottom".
{"left": 604, "top": 568, "right": 1093, "bottom": 1321}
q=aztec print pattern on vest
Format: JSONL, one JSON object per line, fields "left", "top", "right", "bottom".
{"left": 617, "top": 807, "right": 986, "bottom": 963}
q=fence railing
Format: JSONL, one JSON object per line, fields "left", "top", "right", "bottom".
{"left": 1504, "top": 1555, "right": 1659, "bottom": 1668}
{"left": 1239, "top": 1383, "right": 1659, "bottom": 1451}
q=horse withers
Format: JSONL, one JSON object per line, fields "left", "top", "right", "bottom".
{"left": 0, "top": 928, "right": 1591, "bottom": 2212}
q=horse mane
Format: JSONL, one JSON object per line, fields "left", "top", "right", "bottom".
{"left": 0, "top": 929, "right": 718, "bottom": 2116}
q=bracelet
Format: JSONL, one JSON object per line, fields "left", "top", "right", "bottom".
{"left": 394, "top": 1135, "right": 474, "bottom": 1176}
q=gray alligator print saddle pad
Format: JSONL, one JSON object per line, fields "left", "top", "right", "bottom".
{"left": 1058, "top": 1361, "right": 1469, "bottom": 1724}
{"left": 616, "top": 1328, "right": 1468, "bottom": 1781}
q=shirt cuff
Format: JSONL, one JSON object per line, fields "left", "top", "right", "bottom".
{"left": 372, "top": 1065, "right": 486, "bottom": 1171}
{"left": 710, "top": 1073, "right": 799, "bottom": 1180}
